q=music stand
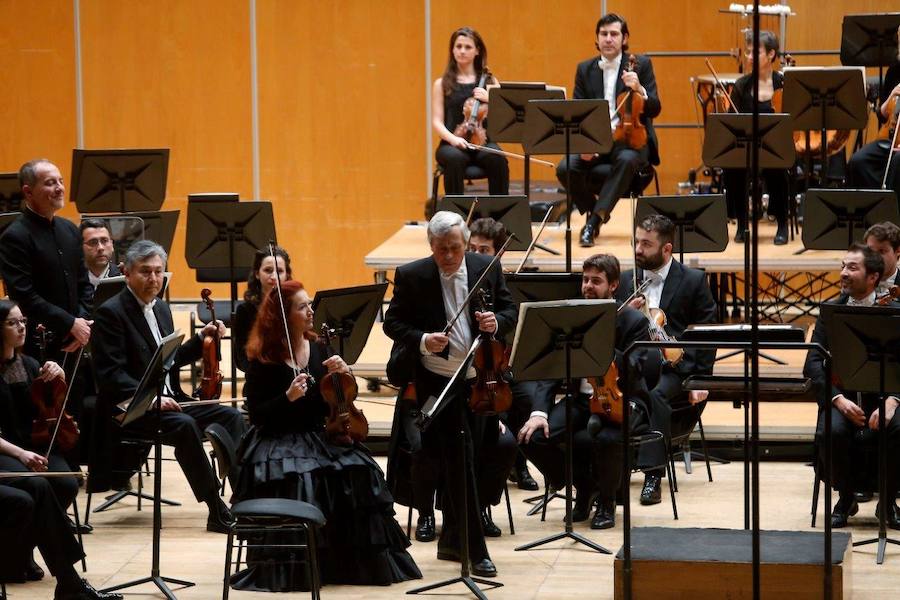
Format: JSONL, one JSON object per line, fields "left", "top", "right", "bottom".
{"left": 510, "top": 299, "right": 616, "bottom": 554}
{"left": 523, "top": 99, "right": 613, "bottom": 272}
{"left": 801, "top": 189, "right": 900, "bottom": 250}
{"left": 840, "top": 13, "right": 900, "bottom": 94}
{"left": 486, "top": 82, "right": 566, "bottom": 198}
{"left": 95, "top": 210, "right": 181, "bottom": 258}
{"left": 0, "top": 211, "right": 20, "bottom": 238}
{"left": 634, "top": 195, "right": 728, "bottom": 263}
{"left": 503, "top": 272, "right": 582, "bottom": 347}
{"left": 102, "top": 331, "right": 195, "bottom": 597}
{"left": 312, "top": 282, "right": 388, "bottom": 364}
{"left": 0, "top": 173, "right": 23, "bottom": 212}
{"left": 439, "top": 195, "right": 533, "bottom": 251}
{"left": 71, "top": 149, "right": 169, "bottom": 214}
{"left": 823, "top": 304, "right": 900, "bottom": 564}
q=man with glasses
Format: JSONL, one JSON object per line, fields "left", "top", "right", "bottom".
{"left": 80, "top": 218, "right": 121, "bottom": 289}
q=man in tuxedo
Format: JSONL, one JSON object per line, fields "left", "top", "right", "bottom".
{"left": 517, "top": 254, "right": 656, "bottom": 529}
{"left": 615, "top": 214, "right": 717, "bottom": 505}
{"left": 863, "top": 221, "right": 900, "bottom": 299}
{"left": 804, "top": 244, "right": 900, "bottom": 528}
{"left": 91, "top": 240, "right": 245, "bottom": 533}
{"left": 555, "top": 13, "right": 662, "bottom": 247}
{"left": 0, "top": 159, "right": 93, "bottom": 360}
{"left": 80, "top": 218, "right": 121, "bottom": 289}
{"left": 383, "top": 211, "right": 516, "bottom": 577}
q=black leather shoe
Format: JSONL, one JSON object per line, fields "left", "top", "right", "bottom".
{"left": 415, "top": 514, "right": 436, "bottom": 542}
{"left": 640, "top": 474, "right": 662, "bottom": 506}
{"left": 55, "top": 578, "right": 123, "bottom": 599}
{"left": 855, "top": 490, "right": 874, "bottom": 503}
{"left": 579, "top": 223, "right": 598, "bottom": 247}
{"left": 734, "top": 229, "right": 746, "bottom": 243}
{"left": 471, "top": 558, "right": 497, "bottom": 578}
{"left": 831, "top": 496, "right": 859, "bottom": 528}
{"left": 206, "top": 502, "right": 235, "bottom": 534}
{"left": 590, "top": 500, "right": 616, "bottom": 530}
{"left": 481, "top": 509, "right": 502, "bottom": 537}
{"left": 572, "top": 494, "right": 593, "bottom": 522}
{"left": 68, "top": 517, "right": 93, "bottom": 535}
{"left": 25, "top": 558, "right": 45, "bottom": 581}
{"left": 875, "top": 501, "right": 900, "bottom": 530}
{"left": 510, "top": 465, "right": 539, "bottom": 491}
{"left": 774, "top": 222, "right": 788, "bottom": 245}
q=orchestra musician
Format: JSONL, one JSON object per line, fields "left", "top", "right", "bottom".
{"left": 433, "top": 27, "right": 509, "bottom": 196}
{"left": 0, "top": 437, "right": 121, "bottom": 600}
{"left": 863, "top": 221, "right": 900, "bottom": 299}
{"left": 517, "top": 254, "right": 656, "bottom": 529}
{"left": 80, "top": 219, "right": 121, "bottom": 289}
{"left": 555, "top": 13, "right": 661, "bottom": 247}
{"left": 616, "top": 214, "right": 717, "bottom": 505}
{"left": 231, "top": 279, "right": 421, "bottom": 591}
{"left": 232, "top": 246, "right": 292, "bottom": 375}
{"left": 384, "top": 211, "right": 516, "bottom": 578}
{"left": 468, "top": 217, "right": 540, "bottom": 493}
{"left": 90, "top": 240, "right": 243, "bottom": 533}
{"left": 723, "top": 30, "right": 789, "bottom": 245}
{"left": 803, "top": 244, "right": 900, "bottom": 528}
{"left": 846, "top": 24, "right": 900, "bottom": 198}
{"left": 0, "top": 159, "right": 93, "bottom": 360}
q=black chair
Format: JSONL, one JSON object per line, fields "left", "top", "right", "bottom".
{"left": 810, "top": 426, "right": 878, "bottom": 528}
{"left": 429, "top": 164, "right": 488, "bottom": 218}
{"left": 205, "top": 424, "right": 239, "bottom": 497}
{"left": 205, "top": 425, "right": 326, "bottom": 600}
{"left": 667, "top": 403, "right": 714, "bottom": 490}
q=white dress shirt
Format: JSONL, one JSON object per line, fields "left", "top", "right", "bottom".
{"left": 599, "top": 54, "right": 622, "bottom": 130}
{"left": 643, "top": 257, "right": 673, "bottom": 310}
{"left": 420, "top": 262, "right": 476, "bottom": 379}
{"left": 88, "top": 264, "right": 111, "bottom": 289}
{"left": 847, "top": 291, "right": 876, "bottom": 307}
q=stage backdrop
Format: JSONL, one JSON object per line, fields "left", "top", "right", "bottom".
{"left": 0, "top": 0, "right": 894, "bottom": 298}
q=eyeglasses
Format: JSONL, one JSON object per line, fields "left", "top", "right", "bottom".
{"left": 84, "top": 237, "right": 112, "bottom": 247}
{"left": 3, "top": 318, "right": 27, "bottom": 328}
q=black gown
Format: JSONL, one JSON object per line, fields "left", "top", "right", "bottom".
{"left": 231, "top": 341, "right": 421, "bottom": 591}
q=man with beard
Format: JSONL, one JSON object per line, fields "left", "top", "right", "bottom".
{"left": 804, "top": 244, "right": 900, "bottom": 528}
{"left": 615, "top": 214, "right": 717, "bottom": 505}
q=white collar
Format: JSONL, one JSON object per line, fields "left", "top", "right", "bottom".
{"left": 598, "top": 53, "right": 622, "bottom": 71}
{"left": 847, "top": 291, "right": 876, "bottom": 306}
{"left": 648, "top": 257, "right": 674, "bottom": 283}
{"left": 440, "top": 259, "right": 467, "bottom": 282}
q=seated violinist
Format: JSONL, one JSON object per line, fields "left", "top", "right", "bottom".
{"left": 555, "top": 13, "right": 661, "bottom": 247}
{"left": 90, "top": 240, "right": 244, "bottom": 533}
{"left": 230, "top": 279, "right": 420, "bottom": 591}
{"left": 518, "top": 254, "right": 658, "bottom": 529}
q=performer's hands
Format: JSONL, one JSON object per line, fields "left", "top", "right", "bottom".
{"left": 688, "top": 390, "right": 709, "bottom": 405}
{"left": 64, "top": 317, "right": 92, "bottom": 351}
{"left": 833, "top": 395, "right": 866, "bottom": 427}
{"left": 622, "top": 70, "right": 642, "bottom": 92}
{"left": 868, "top": 397, "right": 900, "bottom": 431}
{"left": 449, "top": 135, "right": 470, "bottom": 150}
{"left": 424, "top": 333, "right": 450, "bottom": 354}
{"left": 160, "top": 398, "right": 182, "bottom": 412}
{"left": 286, "top": 373, "right": 311, "bottom": 402}
{"left": 201, "top": 319, "right": 226, "bottom": 338}
{"left": 473, "top": 87, "right": 489, "bottom": 103}
{"left": 498, "top": 420, "right": 507, "bottom": 435}
{"left": 38, "top": 360, "right": 65, "bottom": 383}
{"left": 323, "top": 355, "right": 350, "bottom": 374}
{"left": 518, "top": 415, "right": 549, "bottom": 444}
{"left": 17, "top": 449, "right": 48, "bottom": 472}
{"left": 475, "top": 310, "right": 497, "bottom": 334}
{"left": 580, "top": 153, "right": 598, "bottom": 161}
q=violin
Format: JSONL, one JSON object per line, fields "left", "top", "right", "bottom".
{"left": 469, "top": 289, "right": 512, "bottom": 416}
{"left": 196, "top": 288, "right": 223, "bottom": 401}
{"left": 319, "top": 324, "right": 368, "bottom": 445}
{"left": 30, "top": 325, "right": 80, "bottom": 455}
{"left": 612, "top": 55, "right": 647, "bottom": 150}
{"left": 588, "top": 361, "right": 623, "bottom": 426}
{"left": 453, "top": 68, "right": 491, "bottom": 146}
{"left": 646, "top": 307, "right": 684, "bottom": 366}
{"left": 876, "top": 285, "right": 900, "bottom": 306}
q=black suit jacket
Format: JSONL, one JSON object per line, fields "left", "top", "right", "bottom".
{"left": 0, "top": 208, "right": 93, "bottom": 357}
{"left": 617, "top": 260, "right": 718, "bottom": 402}
{"left": 573, "top": 53, "right": 662, "bottom": 165}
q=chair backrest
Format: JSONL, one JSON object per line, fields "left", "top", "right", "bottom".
{"left": 204, "top": 423, "right": 238, "bottom": 486}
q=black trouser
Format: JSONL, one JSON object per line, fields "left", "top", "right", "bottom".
{"left": 0, "top": 476, "right": 84, "bottom": 584}
{"left": 590, "top": 406, "right": 650, "bottom": 502}
{"left": 119, "top": 403, "right": 245, "bottom": 503}
{"left": 436, "top": 142, "right": 509, "bottom": 195}
{"left": 817, "top": 403, "right": 900, "bottom": 499}
{"left": 556, "top": 142, "right": 650, "bottom": 218}
{"left": 475, "top": 415, "right": 517, "bottom": 507}
{"left": 504, "top": 379, "right": 536, "bottom": 476}
{"left": 723, "top": 167, "right": 789, "bottom": 226}
{"left": 0, "top": 453, "right": 79, "bottom": 512}
{"left": 413, "top": 369, "right": 490, "bottom": 562}
{"left": 847, "top": 139, "right": 900, "bottom": 196}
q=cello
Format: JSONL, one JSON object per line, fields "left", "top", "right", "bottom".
{"left": 469, "top": 289, "right": 512, "bottom": 416}
{"left": 195, "top": 288, "right": 223, "bottom": 400}
{"left": 30, "top": 325, "right": 81, "bottom": 456}
{"left": 319, "top": 324, "right": 368, "bottom": 445}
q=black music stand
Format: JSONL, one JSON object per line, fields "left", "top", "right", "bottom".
{"left": 0, "top": 173, "right": 23, "bottom": 212}
{"left": 523, "top": 99, "right": 612, "bottom": 272}
{"left": 94, "top": 210, "right": 180, "bottom": 258}
{"left": 439, "top": 195, "right": 533, "bottom": 252}
{"left": 801, "top": 189, "right": 900, "bottom": 250}
{"left": 102, "top": 332, "right": 195, "bottom": 598}
{"left": 840, "top": 13, "right": 900, "bottom": 95}
{"left": 0, "top": 211, "right": 20, "bottom": 238}
{"left": 635, "top": 195, "right": 728, "bottom": 263}
{"left": 312, "top": 283, "right": 388, "bottom": 364}
{"left": 510, "top": 299, "right": 616, "bottom": 554}
{"left": 823, "top": 304, "right": 900, "bottom": 564}
{"left": 486, "top": 82, "right": 566, "bottom": 199}
{"left": 71, "top": 149, "right": 169, "bottom": 214}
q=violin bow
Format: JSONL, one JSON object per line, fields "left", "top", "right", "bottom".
{"left": 442, "top": 233, "right": 517, "bottom": 336}
{"left": 463, "top": 142, "right": 555, "bottom": 167}
{"left": 44, "top": 346, "right": 84, "bottom": 461}
{"left": 882, "top": 108, "right": 900, "bottom": 190}
{"left": 464, "top": 199, "right": 479, "bottom": 227}
{"left": 704, "top": 58, "right": 738, "bottom": 113}
{"left": 515, "top": 206, "right": 553, "bottom": 274}
{"left": 268, "top": 241, "right": 301, "bottom": 378}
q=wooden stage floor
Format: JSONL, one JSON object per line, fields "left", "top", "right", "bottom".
{"left": 8, "top": 452, "right": 898, "bottom": 599}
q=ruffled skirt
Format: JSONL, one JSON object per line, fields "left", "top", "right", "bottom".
{"left": 230, "top": 428, "right": 421, "bottom": 591}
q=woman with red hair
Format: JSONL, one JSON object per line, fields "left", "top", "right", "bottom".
{"left": 231, "top": 280, "right": 420, "bottom": 592}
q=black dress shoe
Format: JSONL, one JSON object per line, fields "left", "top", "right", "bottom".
{"left": 68, "top": 517, "right": 93, "bottom": 535}
{"left": 774, "top": 222, "right": 788, "bottom": 245}
{"left": 415, "top": 514, "right": 436, "bottom": 542}
{"left": 831, "top": 496, "right": 859, "bottom": 528}
{"left": 25, "top": 557, "right": 45, "bottom": 581}
{"left": 855, "top": 490, "right": 874, "bottom": 503}
{"left": 590, "top": 500, "right": 616, "bottom": 530}
{"left": 572, "top": 494, "right": 593, "bottom": 522}
{"left": 511, "top": 465, "right": 539, "bottom": 491}
{"left": 734, "top": 229, "right": 746, "bottom": 243}
{"left": 579, "top": 223, "right": 598, "bottom": 247}
{"left": 640, "top": 474, "right": 662, "bottom": 506}
{"left": 875, "top": 501, "right": 900, "bottom": 530}
{"left": 471, "top": 558, "right": 497, "bottom": 578}
{"left": 55, "top": 578, "right": 123, "bottom": 599}
{"left": 206, "top": 502, "right": 235, "bottom": 534}
{"left": 481, "top": 509, "right": 502, "bottom": 537}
